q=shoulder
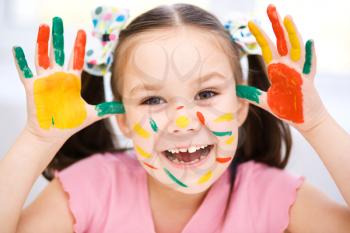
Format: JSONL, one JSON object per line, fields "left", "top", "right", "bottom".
{"left": 234, "top": 160, "right": 305, "bottom": 232}
{"left": 286, "top": 180, "right": 350, "bottom": 233}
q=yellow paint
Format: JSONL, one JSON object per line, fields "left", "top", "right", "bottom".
{"left": 33, "top": 72, "right": 86, "bottom": 129}
{"left": 248, "top": 21, "right": 273, "bottom": 64}
{"left": 175, "top": 116, "right": 190, "bottom": 128}
{"left": 214, "top": 113, "right": 234, "bottom": 122}
{"left": 225, "top": 135, "right": 235, "bottom": 144}
{"left": 133, "top": 123, "right": 150, "bottom": 138}
{"left": 135, "top": 144, "right": 152, "bottom": 158}
{"left": 284, "top": 17, "right": 301, "bottom": 61}
{"left": 197, "top": 170, "right": 212, "bottom": 184}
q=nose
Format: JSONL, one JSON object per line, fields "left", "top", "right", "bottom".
{"left": 167, "top": 105, "right": 201, "bottom": 134}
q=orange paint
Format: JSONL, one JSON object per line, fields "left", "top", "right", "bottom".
{"left": 73, "top": 30, "right": 86, "bottom": 70}
{"left": 143, "top": 162, "right": 158, "bottom": 169}
{"left": 196, "top": 111, "right": 205, "bottom": 125}
{"left": 37, "top": 24, "right": 50, "bottom": 69}
{"left": 267, "top": 5, "right": 288, "bottom": 56}
{"left": 267, "top": 63, "right": 304, "bottom": 123}
{"left": 216, "top": 157, "right": 232, "bottom": 163}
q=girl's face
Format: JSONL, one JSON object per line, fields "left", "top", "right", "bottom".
{"left": 116, "top": 26, "right": 248, "bottom": 194}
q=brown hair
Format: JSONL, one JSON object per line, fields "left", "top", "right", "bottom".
{"left": 44, "top": 3, "right": 292, "bottom": 188}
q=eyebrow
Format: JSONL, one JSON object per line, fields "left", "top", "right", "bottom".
{"left": 129, "top": 71, "right": 228, "bottom": 95}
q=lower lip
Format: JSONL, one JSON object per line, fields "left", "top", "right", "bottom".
{"left": 161, "top": 145, "right": 214, "bottom": 169}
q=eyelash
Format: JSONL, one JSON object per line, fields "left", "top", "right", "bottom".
{"left": 141, "top": 90, "right": 219, "bottom": 105}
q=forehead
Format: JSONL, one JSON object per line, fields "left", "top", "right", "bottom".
{"left": 122, "top": 26, "right": 233, "bottom": 90}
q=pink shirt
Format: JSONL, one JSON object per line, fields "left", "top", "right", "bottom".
{"left": 55, "top": 151, "right": 304, "bottom": 233}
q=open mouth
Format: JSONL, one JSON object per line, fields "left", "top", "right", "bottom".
{"left": 161, "top": 144, "right": 214, "bottom": 166}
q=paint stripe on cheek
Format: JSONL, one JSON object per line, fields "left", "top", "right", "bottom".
{"left": 216, "top": 156, "right": 232, "bottom": 163}
{"left": 225, "top": 135, "right": 235, "bottom": 144}
{"left": 197, "top": 170, "right": 212, "bottom": 184}
{"left": 135, "top": 144, "right": 152, "bottom": 158}
{"left": 212, "top": 131, "right": 232, "bottom": 137}
{"left": 196, "top": 111, "right": 205, "bottom": 125}
{"left": 133, "top": 123, "right": 150, "bottom": 138}
{"left": 143, "top": 161, "right": 158, "bottom": 169}
{"left": 163, "top": 168, "right": 188, "bottom": 188}
{"left": 149, "top": 118, "right": 158, "bottom": 133}
{"left": 214, "top": 113, "right": 234, "bottom": 122}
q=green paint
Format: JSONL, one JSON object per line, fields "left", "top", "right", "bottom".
{"left": 52, "top": 17, "right": 64, "bottom": 66}
{"left": 163, "top": 168, "right": 188, "bottom": 188}
{"left": 303, "top": 40, "right": 313, "bottom": 75}
{"left": 13, "top": 47, "right": 33, "bottom": 78}
{"left": 95, "top": 101, "right": 125, "bottom": 117}
{"left": 149, "top": 118, "right": 158, "bottom": 132}
{"left": 52, "top": 116, "right": 55, "bottom": 126}
{"left": 236, "top": 85, "right": 261, "bottom": 104}
{"left": 212, "top": 131, "right": 232, "bottom": 137}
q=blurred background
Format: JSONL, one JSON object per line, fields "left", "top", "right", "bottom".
{"left": 0, "top": 0, "right": 349, "bottom": 207}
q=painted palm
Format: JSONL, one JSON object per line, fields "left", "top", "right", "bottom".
{"left": 236, "top": 5, "right": 327, "bottom": 132}
{"left": 13, "top": 17, "right": 124, "bottom": 134}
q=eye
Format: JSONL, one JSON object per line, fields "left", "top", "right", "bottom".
{"left": 195, "top": 90, "right": 218, "bottom": 100}
{"left": 141, "top": 96, "right": 165, "bottom": 105}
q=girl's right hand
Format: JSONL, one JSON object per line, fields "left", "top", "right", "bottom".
{"left": 13, "top": 17, "right": 125, "bottom": 143}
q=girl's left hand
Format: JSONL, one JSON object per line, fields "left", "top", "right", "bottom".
{"left": 236, "top": 4, "right": 328, "bottom": 133}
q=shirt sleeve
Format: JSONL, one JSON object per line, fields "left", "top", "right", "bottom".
{"left": 54, "top": 154, "right": 112, "bottom": 233}
{"left": 248, "top": 162, "right": 305, "bottom": 233}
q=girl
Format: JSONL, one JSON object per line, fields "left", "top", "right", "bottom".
{"left": 1, "top": 3, "right": 350, "bottom": 233}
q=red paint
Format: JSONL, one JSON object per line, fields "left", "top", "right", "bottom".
{"left": 143, "top": 162, "right": 157, "bottom": 169}
{"left": 267, "top": 5, "right": 288, "bottom": 56}
{"left": 176, "top": 106, "right": 184, "bottom": 110}
{"left": 196, "top": 111, "right": 205, "bottom": 125}
{"left": 73, "top": 30, "right": 86, "bottom": 70}
{"left": 267, "top": 63, "right": 304, "bottom": 123}
{"left": 37, "top": 24, "right": 50, "bottom": 69}
{"left": 216, "top": 157, "right": 232, "bottom": 163}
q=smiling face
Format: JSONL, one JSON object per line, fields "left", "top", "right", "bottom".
{"left": 115, "top": 25, "right": 248, "bottom": 194}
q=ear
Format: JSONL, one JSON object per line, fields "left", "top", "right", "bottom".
{"left": 116, "top": 114, "right": 132, "bottom": 138}
{"left": 236, "top": 97, "right": 249, "bottom": 127}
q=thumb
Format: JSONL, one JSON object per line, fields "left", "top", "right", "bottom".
{"left": 236, "top": 85, "right": 270, "bottom": 112}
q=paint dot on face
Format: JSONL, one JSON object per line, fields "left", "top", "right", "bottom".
{"left": 196, "top": 112, "right": 205, "bottom": 125}
{"left": 95, "top": 6, "right": 103, "bottom": 15}
{"left": 176, "top": 106, "right": 184, "bottom": 110}
{"left": 87, "top": 49, "right": 94, "bottom": 56}
{"left": 175, "top": 116, "right": 190, "bottom": 128}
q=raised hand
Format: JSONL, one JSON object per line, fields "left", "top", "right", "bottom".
{"left": 13, "top": 17, "right": 125, "bottom": 139}
{"left": 236, "top": 4, "right": 328, "bottom": 132}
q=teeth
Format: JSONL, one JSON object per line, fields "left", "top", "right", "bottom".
{"left": 167, "top": 144, "right": 209, "bottom": 154}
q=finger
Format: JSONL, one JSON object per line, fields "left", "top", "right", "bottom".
{"left": 283, "top": 15, "right": 304, "bottom": 64}
{"left": 95, "top": 101, "right": 125, "bottom": 116}
{"left": 35, "top": 24, "right": 50, "bottom": 74}
{"left": 69, "top": 29, "right": 86, "bottom": 71}
{"left": 248, "top": 20, "right": 278, "bottom": 65}
{"left": 267, "top": 4, "right": 288, "bottom": 56}
{"left": 52, "top": 17, "right": 65, "bottom": 67}
{"left": 12, "top": 46, "right": 33, "bottom": 79}
{"left": 235, "top": 85, "right": 270, "bottom": 112}
{"left": 303, "top": 40, "right": 316, "bottom": 78}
